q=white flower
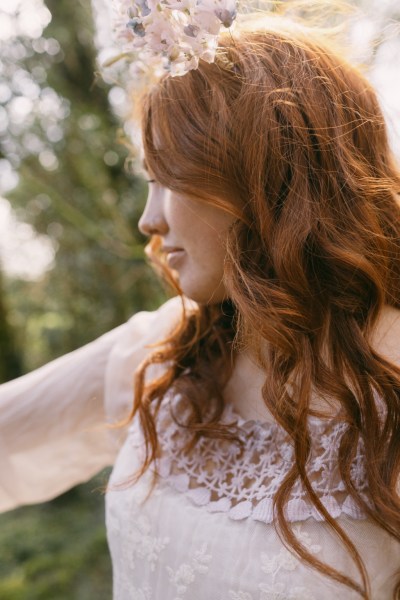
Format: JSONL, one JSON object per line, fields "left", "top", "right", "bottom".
{"left": 111, "top": 0, "right": 237, "bottom": 76}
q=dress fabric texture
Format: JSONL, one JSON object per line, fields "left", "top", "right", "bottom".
{"left": 0, "top": 296, "right": 399, "bottom": 599}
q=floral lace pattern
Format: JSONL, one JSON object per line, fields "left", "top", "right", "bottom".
{"left": 128, "top": 586, "right": 153, "bottom": 600}
{"left": 166, "top": 542, "right": 212, "bottom": 599}
{"left": 129, "top": 513, "right": 171, "bottom": 571}
{"left": 108, "top": 496, "right": 171, "bottom": 597}
{"left": 107, "top": 390, "right": 398, "bottom": 600}
{"left": 129, "top": 391, "right": 370, "bottom": 525}
{"left": 229, "top": 525, "right": 321, "bottom": 600}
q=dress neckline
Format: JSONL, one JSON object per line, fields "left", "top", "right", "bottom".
{"left": 133, "top": 391, "right": 369, "bottom": 524}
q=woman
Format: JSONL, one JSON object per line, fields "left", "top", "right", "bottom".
{"left": 1, "top": 15, "right": 400, "bottom": 600}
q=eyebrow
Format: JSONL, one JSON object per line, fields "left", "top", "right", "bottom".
{"left": 141, "top": 158, "right": 149, "bottom": 172}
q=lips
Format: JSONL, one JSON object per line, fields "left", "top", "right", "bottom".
{"left": 161, "top": 245, "right": 184, "bottom": 254}
{"left": 162, "top": 247, "right": 185, "bottom": 268}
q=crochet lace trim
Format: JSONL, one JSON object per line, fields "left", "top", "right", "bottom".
{"left": 129, "top": 392, "right": 370, "bottom": 524}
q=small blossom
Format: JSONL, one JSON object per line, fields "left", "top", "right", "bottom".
{"left": 127, "top": 18, "right": 146, "bottom": 36}
{"left": 183, "top": 23, "right": 200, "bottom": 37}
{"left": 214, "top": 7, "right": 236, "bottom": 27}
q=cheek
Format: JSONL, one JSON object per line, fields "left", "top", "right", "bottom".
{"left": 168, "top": 196, "right": 234, "bottom": 258}
{"left": 166, "top": 201, "right": 192, "bottom": 235}
{"left": 188, "top": 226, "right": 228, "bottom": 264}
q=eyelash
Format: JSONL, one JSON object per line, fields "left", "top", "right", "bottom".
{"left": 146, "top": 179, "right": 156, "bottom": 184}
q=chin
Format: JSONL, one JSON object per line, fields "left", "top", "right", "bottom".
{"left": 179, "top": 281, "right": 228, "bottom": 305}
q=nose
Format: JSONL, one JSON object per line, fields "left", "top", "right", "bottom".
{"left": 138, "top": 186, "right": 168, "bottom": 237}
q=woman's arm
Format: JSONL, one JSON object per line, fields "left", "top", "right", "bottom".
{"left": 0, "top": 322, "right": 127, "bottom": 512}
{"left": 0, "top": 295, "right": 185, "bottom": 512}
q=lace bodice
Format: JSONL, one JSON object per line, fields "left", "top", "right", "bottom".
{"left": 107, "top": 390, "right": 398, "bottom": 600}
{"left": 141, "top": 391, "right": 369, "bottom": 524}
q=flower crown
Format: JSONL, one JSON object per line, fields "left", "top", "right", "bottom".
{"left": 112, "top": 0, "right": 238, "bottom": 77}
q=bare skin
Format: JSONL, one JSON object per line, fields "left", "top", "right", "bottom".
{"left": 224, "top": 306, "right": 400, "bottom": 423}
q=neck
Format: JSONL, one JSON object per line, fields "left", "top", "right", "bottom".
{"left": 222, "top": 350, "right": 275, "bottom": 423}
{"left": 223, "top": 304, "right": 400, "bottom": 424}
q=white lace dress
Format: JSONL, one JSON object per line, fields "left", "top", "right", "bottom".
{"left": 0, "top": 296, "right": 399, "bottom": 599}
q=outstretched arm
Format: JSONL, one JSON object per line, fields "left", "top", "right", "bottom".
{"left": 0, "top": 295, "right": 185, "bottom": 513}
{"left": 0, "top": 322, "right": 126, "bottom": 512}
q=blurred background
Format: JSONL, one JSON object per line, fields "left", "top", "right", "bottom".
{"left": 0, "top": 0, "right": 399, "bottom": 598}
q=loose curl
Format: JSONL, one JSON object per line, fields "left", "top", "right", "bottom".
{"left": 127, "top": 18, "right": 400, "bottom": 600}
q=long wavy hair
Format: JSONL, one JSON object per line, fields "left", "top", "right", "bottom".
{"left": 127, "top": 18, "right": 400, "bottom": 600}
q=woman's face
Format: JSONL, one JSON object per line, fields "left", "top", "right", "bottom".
{"left": 138, "top": 180, "right": 236, "bottom": 304}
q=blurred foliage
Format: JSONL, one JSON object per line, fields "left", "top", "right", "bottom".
{"left": 0, "top": 472, "right": 112, "bottom": 600}
{"left": 1, "top": 0, "right": 167, "bottom": 376}
{"left": 0, "top": 270, "right": 23, "bottom": 381}
{"left": 0, "top": 0, "right": 167, "bottom": 597}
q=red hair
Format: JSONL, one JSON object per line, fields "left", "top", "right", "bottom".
{"left": 128, "top": 21, "right": 400, "bottom": 600}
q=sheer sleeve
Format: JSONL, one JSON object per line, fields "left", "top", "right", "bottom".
{"left": 0, "top": 295, "right": 185, "bottom": 513}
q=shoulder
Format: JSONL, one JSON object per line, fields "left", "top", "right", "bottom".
{"left": 369, "top": 305, "right": 400, "bottom": 368}
{"left": 125, "top": 295, "right": 197, "bottom": 343}
{"left": 104, "top": 295, "right": 197, "bottom": 421}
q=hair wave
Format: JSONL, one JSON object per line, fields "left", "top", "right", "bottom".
{"left": 127, "top": 20, "right": 400, "bottom": 600}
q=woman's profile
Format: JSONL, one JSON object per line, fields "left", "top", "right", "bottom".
{"left": 0, "top": 5, "right": 400, "bottom": 600}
